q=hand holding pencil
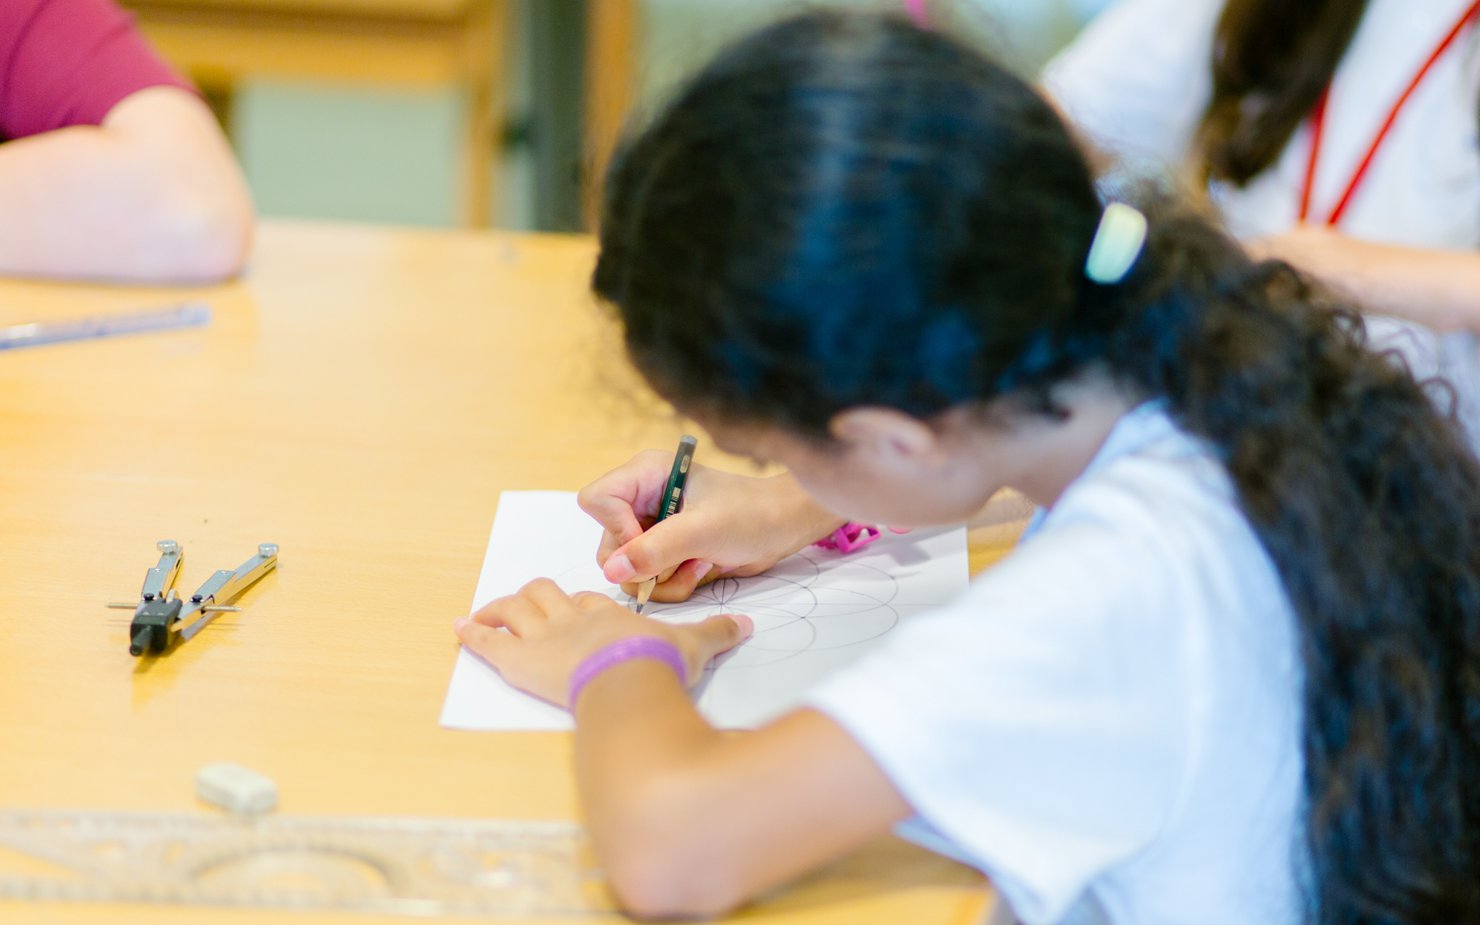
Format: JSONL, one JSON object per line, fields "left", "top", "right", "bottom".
{"left": 632, "top": 436, "right": 698, "bottom": 613}
{"left": 577, "top": 444, "right": 845, "bottom": 607}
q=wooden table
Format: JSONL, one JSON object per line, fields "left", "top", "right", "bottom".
{"left": 0, "top": 221, "right": 998, "bottom": 924}
{"left": 122, "top": 0, "right": 509, "bottom": 227}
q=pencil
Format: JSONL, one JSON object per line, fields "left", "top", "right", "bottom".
{"left": 634, "top": 434, "right": 698, "bottom": 614}
{"left": 0, "top": 302, "right": 210, "bottom": 351}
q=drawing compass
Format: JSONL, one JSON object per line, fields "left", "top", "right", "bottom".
{"left": 107, "top": 540, "right": 279, "bottom": 656}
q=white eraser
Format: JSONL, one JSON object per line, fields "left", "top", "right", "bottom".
{"left": 196, "top": 762, "right": 278, "bottom": 816}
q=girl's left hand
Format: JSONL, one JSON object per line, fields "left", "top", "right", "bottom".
{"left": 453, "top": 578, "right": 753, "bottom": 709}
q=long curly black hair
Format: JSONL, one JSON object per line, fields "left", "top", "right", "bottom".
{"left": 592, "top": 11, "right": 1480, "bottom": 923}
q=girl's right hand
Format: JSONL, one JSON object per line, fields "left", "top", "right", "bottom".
{"left": 577, "top": 451, "right": 842, "bottom": 603}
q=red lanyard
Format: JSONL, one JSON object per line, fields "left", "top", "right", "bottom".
{"left": 1298, "top": 0, "right": 1480, "bottom": 226}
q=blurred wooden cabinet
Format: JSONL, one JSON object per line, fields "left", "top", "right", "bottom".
{"left": 584, "top": 0, "right": 635, "bottom": 227}
{"left": 123, "top": 0, "right": 510, "bottom": 226}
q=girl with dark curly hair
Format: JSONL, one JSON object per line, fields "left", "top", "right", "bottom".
{"left": 456, "top": 11, "right": 1480, "bottom": 925}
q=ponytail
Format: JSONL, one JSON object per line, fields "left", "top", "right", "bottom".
{"left": 1106, "top": 195, "right": 1480, "bottom": 922}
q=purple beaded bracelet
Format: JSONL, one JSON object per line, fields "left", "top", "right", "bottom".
{"left": 568, "top": 636, "right": 688, "bottom": 708}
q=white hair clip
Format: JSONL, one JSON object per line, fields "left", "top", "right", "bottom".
{"left": 1084, "top": 202, "right": 1148, "bottom": 285}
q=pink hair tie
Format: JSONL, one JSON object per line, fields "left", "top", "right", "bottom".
{"left": 813, "top": 522, "right": 908, "bottom": 554}
{"left": 568, "top": 636, "right": 687, "bottom": 708}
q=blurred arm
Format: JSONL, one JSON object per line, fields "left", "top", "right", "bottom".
{"left": 1252, "top": 225, "right": 1480, "bottom": 334}
{"left": 0, "top": 86, "right": 253, "bottom": 282}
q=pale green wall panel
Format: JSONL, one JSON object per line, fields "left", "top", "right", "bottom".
{"left": 227, "top": 0, "right": 1107, "bottom": 229}
{"left": 234, "top": 81, "right": 464, "bottom": 227}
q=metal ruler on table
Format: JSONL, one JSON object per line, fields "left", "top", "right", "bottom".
{"left": 0, "top": 811, "right": 615, "bottom": 916}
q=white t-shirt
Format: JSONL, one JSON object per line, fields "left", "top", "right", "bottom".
{"left": 807, "top": 404, "right": 1304, "bottom": 925}
{"left": 1042, "top": 0, "right": 1480, "bottom": 447}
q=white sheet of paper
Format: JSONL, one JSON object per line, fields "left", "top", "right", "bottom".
{"left": 440, "top": 491, "right": 969, "bottom": 731}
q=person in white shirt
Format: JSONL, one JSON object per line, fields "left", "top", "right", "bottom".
{"left": 1044, "top": 0, "right": 1480, "bottom": 446}
{"left": 453, "top": 11, "right": 1480, "bottom": 925}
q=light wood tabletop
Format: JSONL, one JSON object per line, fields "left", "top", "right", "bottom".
{"left": 0, "top": 220, "right": 1002, "bottom": 924}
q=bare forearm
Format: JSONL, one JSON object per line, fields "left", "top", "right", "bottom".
{"left": 574, "top": 664, "right": 722, "bottom": 824}
{"left": 573, "top": 668, "right": 908, "bottom": 918}
{"left": 771, "top": 472, "right": 849, "bottom": 554}
{"left": 573, "top": 664, "right": 740, "bottom": 914}
{"left": 0, "top": 88, "right": 252, "bottom": 282}
{"left": 458, "top": 579, "right": 911, "bottom": 920}
{"left": 1253, "top": 230, "right": 1480, "bottom": 333}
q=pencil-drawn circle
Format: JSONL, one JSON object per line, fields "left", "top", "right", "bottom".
{"left": 553, "top": 551, "right": 900, "bottom": 669}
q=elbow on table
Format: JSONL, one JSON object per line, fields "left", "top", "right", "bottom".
{"left": 143, "top": 185, "right": 255, "bottom": 282}
{"left": 96, "top": 86, "right": 257, "bottom": 283}
{"left": 605, "top": 846, "right": 745, "bottom": 921}
{"left": 598, "top": 780, "right": 749, "bottom": 920}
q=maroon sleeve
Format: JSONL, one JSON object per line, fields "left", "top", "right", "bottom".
{"left": 0, "top": 0, "right": 195, "bottom": 140}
